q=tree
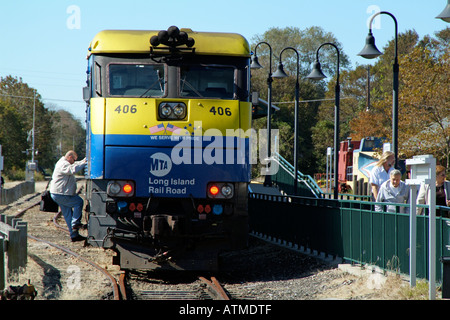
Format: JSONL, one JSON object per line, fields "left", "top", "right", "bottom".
{"left": 399, "top": 46, "right": 450, "bottom": 166}
{"left": 251, "top": 26, "right": 350, "bottom": 77}
{"left": 312, "top": 65, "right": 374, "bottom": 172}
{"left": 0, "top": 75, "right": 86, "bottom": 176}
{"left": 52, "top": 110, "right": 86, "bottom": 160}
{"left": 250, "top": 26, "right": 348, "bottom": 176}
{"left": 349, "top": 28, "right": 450, "bottom": 167}
{"left": 0, "top": 100, "right": 27, "bottom": 169}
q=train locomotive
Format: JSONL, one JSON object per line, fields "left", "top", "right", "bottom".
{"left": 83, "top": 26, "right": 252, "bottom": 271}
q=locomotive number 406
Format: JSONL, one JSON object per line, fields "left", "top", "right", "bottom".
{"left": 115, "top": 105, "right": 137, "bottom": 114}
{"left": 209, "top": 106, "right": 231, "bottom": 116}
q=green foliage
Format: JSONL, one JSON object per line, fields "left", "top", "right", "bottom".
{"left": 250, "top": 26, "right": 341, "bottom": 176}
{"left": 4, "top": 166, "right": 26, "bottom": 181}
{"left": 350, "top": 27, "right": 450, "bottom": 168}
{"left": 0, "top": 99, "right": 27, "bottom": 169}
{"left": 0, "top": 75, "right": 86, "bottom": 174}
{"left": 251, "top": 25, "right": 450, "bottom": 177}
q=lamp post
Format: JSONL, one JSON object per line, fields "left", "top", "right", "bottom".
{"left": 251, "top": 42, "right": 273, "bottom": 186}
{"left": 358, "top": 11, "right": 399, "bottom": 169}
{"left": 272, "top": 47, "right": 300, "bottom": 195}
{"left": 307, "top": 43, "right": 341, "bottom": 200}
{"left": 437, "top": 0, "right": 450, "bottom": 22}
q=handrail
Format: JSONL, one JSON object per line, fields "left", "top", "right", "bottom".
{"left": 273, "top": 152, "right": 323, "bottom": 198}
{"left": 248, "top": 193, "right": 450, "bottom": 283}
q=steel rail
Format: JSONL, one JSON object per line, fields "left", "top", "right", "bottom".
{"left": 28, "top": 234, "right": 121, "bottom": 300}
{"left": 198, "top": 276, "right": 230, "bottom": 300}
{"left": 13, "top": 198, "right": 122, "bottom": 300}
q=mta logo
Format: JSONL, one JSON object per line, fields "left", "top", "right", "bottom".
{"left": 149, "top": 152, "right": 172, "bottom": 177}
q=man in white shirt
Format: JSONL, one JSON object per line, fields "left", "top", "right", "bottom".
{"left": 50, "top": 150, "right": 87, "bottom": 242}
{"left": 375, "top": 169, "right": 410, "bottom": 213}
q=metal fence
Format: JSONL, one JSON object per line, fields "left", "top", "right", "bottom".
{"left": 249, "top": 193, "right": 450, "bottom": 282}
{"left": 0, "top": 215, "right": 28, "bottom": 290}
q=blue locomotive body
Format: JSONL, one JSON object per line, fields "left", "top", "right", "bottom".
{"left": 83, "top": 27, "right": 252, "bottom": 270}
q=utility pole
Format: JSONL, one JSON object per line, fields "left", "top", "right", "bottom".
{"left": 32, "top": 89, "right": 36, "bottom": 165}
{"left": 25, "top": 90, "right": 37, "bottom": 182}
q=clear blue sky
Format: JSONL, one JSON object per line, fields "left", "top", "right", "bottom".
{"left": 0, "top": 0, "right": 448, "bottom": 122}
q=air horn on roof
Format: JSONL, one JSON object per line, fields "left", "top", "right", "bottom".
{"left": 150, "top": 26, "right": 195, "bottom": 49}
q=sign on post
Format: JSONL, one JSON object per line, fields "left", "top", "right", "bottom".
{"left": 406, "top": 154, "right": 436, "bottom": 299}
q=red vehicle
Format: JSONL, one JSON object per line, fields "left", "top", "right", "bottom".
{"left": 316, "top": 137, "right": 384, "bottom": 193}
{"left": 338, "top": 138, "right": 361, "bottom": 184}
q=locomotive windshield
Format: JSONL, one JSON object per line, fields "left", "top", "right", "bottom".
{"left": 97, "top": 58, "right": 246, "bottom": 100}
{"left": 108, "top": 64, "right": 165, "bottom": 97}
{"left": 180, "top": 65, "right": 235, "bottom": 99}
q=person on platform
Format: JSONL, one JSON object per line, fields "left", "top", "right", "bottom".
{"left": 50, "top": 150, "right": 87, "bottom": 242}
{"left": 370, "top": 151, "right": 395, "bottom": 200}
{"left": 417, "top": 165, "right": 450, "bottom": 217}
{"left": 375, "top": 169, "right": 410, "bottom": 213}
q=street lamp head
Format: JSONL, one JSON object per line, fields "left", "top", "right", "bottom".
{"left": 272, "top": 62, "right": 289, "bottom": 78}
{"left": 250, "top": 55, "right": 263, "bottom": 69}
{"left": 306, "top": 61, "right": 327, "bottom": 80}
{"left": 358, "top": 32, "right": 383, "bottom": 59}
{"left": 436, "top": 0, "right": 450, "bottom": 22}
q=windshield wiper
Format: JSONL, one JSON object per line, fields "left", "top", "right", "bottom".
{"left": 140, "top": 70, "right": 165, "bottom": 97}
{"left": 180, "top": 77, "right": 203, "bottom": 98}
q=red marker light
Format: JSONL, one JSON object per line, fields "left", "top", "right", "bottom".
{"left": 123, "top": 184, "right": 133, "bottom": 194}
{"left": 209, "top": 186, "right": 219, "bottom": 196}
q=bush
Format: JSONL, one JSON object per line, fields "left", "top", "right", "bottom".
{"left": 5, "top": 167, "right": 26, "bottom": 181}
{"left": 3, "top": 167, "right": 45, "bottom": 181}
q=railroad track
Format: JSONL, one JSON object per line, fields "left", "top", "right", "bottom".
{"left": 10, "top": 195, "right": 122, "bottom": 300}
{"left": 199, "top": 276, "right": 230, "bottom": 300}
{"left": 128, "top": 273, "right": 231, "bottom": 300}
{"left": 6, "top": 192, "right": 231, "bottom": 301}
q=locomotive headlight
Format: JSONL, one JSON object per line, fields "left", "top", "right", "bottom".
{"left": 160, "top": 104, "right": 172, "bottom": 118}
{"left": 221, "top": 185, "right": 233, "bottom": 198}
{"left": 158, "top": 102, "right": 187, "bottom": 120}
{"left": 207, "top": 182, "right": 234, "bottom": 199}
{"left": 107, "top": 180, "right": 135, "bottom": 197}
{"left": 173, "top": 104, "right": 186, "bottom": 118}
{"left": 108, "top": 182, "right": 121, "bottom": 195}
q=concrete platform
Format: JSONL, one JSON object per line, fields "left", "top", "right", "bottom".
{"left": 0, "top": 180, "right": 49, "bottom": 205}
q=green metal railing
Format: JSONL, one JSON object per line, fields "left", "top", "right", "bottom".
{"left": 249, "top": 193, "right": 450, "bottom": 282}
{"left": 271, "top": 153, "right": 323, "bottom": 198}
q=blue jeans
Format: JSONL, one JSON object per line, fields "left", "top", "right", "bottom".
{"left": 51, "top": 193, "right": 84, "bottom": 239}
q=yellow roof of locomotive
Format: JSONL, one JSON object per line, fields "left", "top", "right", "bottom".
{"left": 87, "top": 29, "right": 250, "bottom": 58}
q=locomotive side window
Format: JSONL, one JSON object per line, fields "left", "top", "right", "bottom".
{"left": 94, "top": 62, "right": 102, "bottom": 96}
{"left": 180, "top": 65, "right": 234, "bottom": 99}
{"left": 108, "top": 64, "right": 165, "bottom": 97}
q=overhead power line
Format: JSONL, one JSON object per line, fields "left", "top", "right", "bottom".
{"left": 0, "top": 92, "right": 84, "bottom": 103}
{"left": 273, "top": 97, "right": 354, "bottom": 104}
